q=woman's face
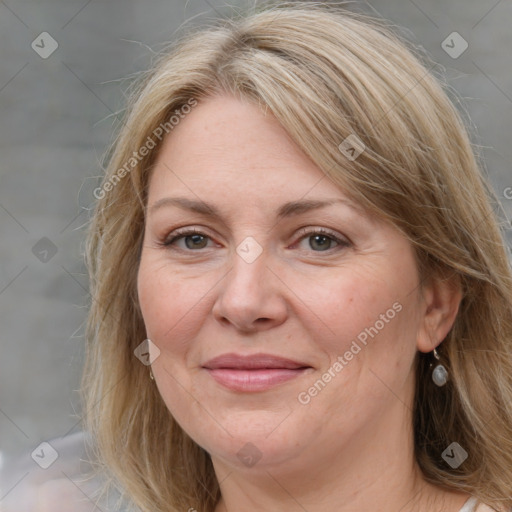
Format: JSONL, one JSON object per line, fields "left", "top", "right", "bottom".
{"left": 137, "top": 94, "right": 430, "bottom": 473}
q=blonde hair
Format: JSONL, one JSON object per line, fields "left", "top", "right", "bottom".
{"left": 82, "top": 2, "right": 512, "bottom": 511}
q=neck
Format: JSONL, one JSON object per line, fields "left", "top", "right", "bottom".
{"left": 211, "top": 396, "right": 468, "bottom": 512}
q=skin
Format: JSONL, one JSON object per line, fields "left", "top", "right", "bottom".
{"left": 137, "top": 94, "right": 469, "bottom": 511}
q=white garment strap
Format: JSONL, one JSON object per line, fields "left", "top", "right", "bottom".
{"left": 459, "top": 497, "right": 478, "bottom": 512}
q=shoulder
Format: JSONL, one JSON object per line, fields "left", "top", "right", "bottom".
{"left": 460, "top": 495, "right": 509, "bottom": 512}
{"left": 0, "top": 431, "right": 126, "bottom": 512}
{"left": 476, "top": 502, "right": 509, "bottom": 512}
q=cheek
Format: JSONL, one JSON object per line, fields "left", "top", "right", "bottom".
{"left": 295, "top": 270, "right": 418, "bottom": 423}
{"left": 293, "top": 260, "right": 420, "bottom": 396}
{"left": 137, "top": 258, "right": 206, "bottom": 346}
{"left": 137, "top": 259, "right": 207, "bottom": 423}
{"left": 292, "top": 263, "right": 408, "bottom": 348}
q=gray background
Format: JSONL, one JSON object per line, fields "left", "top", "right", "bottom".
{"left": 1, "top": 0, "right": 511, "bottom": 506}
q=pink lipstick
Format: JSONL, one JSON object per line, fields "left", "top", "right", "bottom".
{"left": 202, "top": 353, "right": 312, "bottom": 392}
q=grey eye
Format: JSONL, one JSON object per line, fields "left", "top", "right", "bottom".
{"left": 308, "top": 234, "right": 337, "bottom": 251}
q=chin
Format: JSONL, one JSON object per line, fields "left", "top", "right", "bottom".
{"left": 191, "top": 420, "right": 310, "bottom": 470}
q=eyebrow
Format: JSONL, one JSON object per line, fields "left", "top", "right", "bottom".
{"left": 148, "top": 196, "right": 364, "bottom": 220}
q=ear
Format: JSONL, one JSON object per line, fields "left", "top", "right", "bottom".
{"left": 416, "top": 271, "right": 463, "bottom": 353}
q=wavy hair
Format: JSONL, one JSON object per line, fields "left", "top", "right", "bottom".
{"left": 82, "top": 2, "right": 512, "bottom": 511}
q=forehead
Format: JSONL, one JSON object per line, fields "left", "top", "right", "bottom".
{"left": 148, "top": 94, "right": 350, "bottom": 205}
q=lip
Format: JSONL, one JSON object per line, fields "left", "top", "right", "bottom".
{"left": 202, "top": 352, "right": 311, "bottom": 370}
{"left": 202, "top": 353, "right": 312, "bottom": 392}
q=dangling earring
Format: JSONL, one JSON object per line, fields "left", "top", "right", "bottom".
{"left": 430, "top": 347, "right": 448, "bottom": 386}
{"left": 149, "top": 368, "right": 154, "bottom": 380}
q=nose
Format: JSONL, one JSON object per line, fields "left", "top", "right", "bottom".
{"left": 211, "top": 246, "right": 288, "bottom": 333}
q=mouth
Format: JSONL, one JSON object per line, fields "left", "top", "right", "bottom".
{"left": 202, "top": 353, "right": 313, "bottom": 392}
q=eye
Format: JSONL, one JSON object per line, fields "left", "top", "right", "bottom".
{"left": 294, "top": 227, "right": 351, "bottom": 252}
{"left": 162, "top": 228, "right": 214, "bottom": 250}
{"left": 160, "top": 227, "right": 351, "bottom": 253}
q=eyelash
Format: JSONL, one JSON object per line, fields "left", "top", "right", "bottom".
{"left": 160, "top": 226, "right": 351, "bottom": 253}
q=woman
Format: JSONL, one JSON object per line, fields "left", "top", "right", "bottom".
{"left": 82, "top": 2, "right": 512, "bottom": 511}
